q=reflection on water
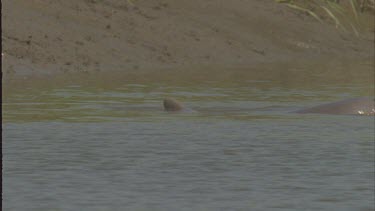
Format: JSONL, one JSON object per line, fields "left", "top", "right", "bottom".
{"left": 3, "top": 62, "right": 375, "bottom": 210}
{"left": 3, "top": 79, "right": 374, "bottom": 123}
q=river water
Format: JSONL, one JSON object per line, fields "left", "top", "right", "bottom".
{"left": 3, "top": 62, "right": 375, "bottom": 211}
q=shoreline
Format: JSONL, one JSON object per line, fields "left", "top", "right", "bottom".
{"left": 3, "top": 58, "right": 374, "bottom": 94}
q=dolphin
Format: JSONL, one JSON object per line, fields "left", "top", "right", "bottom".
{"left": 163, "top": 98, "right": 185, "bottom": 112}
{"left": 294, "top": 97, "right": 375, "bottom": 115}
{"left": 163, "top": 97, "right": 375, "bottom": 115}
{"left": 163, "top": 98, "right": 196, "bottom": 113}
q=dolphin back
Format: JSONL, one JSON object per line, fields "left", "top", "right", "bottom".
{"left": 295, "top": 97, "right": 375, "bottom": 115}
{"left": 163, "top": 98, "right": 196, "bottom": 113}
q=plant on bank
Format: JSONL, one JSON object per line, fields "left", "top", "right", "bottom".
{"left": 275, "top": 0, "right": 375, "bottom": 36}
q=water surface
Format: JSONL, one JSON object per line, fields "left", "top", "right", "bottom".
{"left": 3, "top": 63, "right": 374, "bottom": 211}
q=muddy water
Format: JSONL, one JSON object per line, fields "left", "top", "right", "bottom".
{"left": 3, "top": 62, "right": 374, "bottom": 211}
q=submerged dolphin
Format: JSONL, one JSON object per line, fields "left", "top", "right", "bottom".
{"left": 163, "top": 98, "right": 185, "bottom": 112}
{"left": 163, "top": 98, "right": 196, "bottom": 113}
{"left": 295, "top": 97, "right": 375, "bottom": 115}
{"left": 163, "top": 97, "right": 375, "bottom": 115}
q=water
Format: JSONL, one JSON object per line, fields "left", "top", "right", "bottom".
{"left": 3, "top": 63, "right": 375, "bottom": 211}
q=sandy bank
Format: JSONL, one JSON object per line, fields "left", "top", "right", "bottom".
{"left": 2, "top": 0, "right": 374, "bottom": 88}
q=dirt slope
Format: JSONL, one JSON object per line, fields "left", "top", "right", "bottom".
{"left": 2, "top": 0, "right": 374, "bottom": 85}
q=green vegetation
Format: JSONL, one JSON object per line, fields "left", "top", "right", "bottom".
{"left": 275, "top": 0, "right": 375, "bottom": 36}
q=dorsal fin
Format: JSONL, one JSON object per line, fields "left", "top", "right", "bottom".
{"left": 163, "top": 98, "right": 184, "bottom": 111}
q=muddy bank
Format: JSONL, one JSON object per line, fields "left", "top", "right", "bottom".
{"left": 2, "top": 0, "right": 374, "bottom": 88}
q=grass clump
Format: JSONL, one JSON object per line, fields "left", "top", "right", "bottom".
{"left": 275, "top": 0, "right": 375, "bottom": 36}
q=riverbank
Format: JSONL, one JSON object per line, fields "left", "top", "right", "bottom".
{"left": 2, "top": 0, "right": 374, "bottom": 90}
